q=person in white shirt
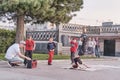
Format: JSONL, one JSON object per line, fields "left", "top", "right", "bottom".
{"left": 78, "top": 38, "right": 83, "bottom": 56}
{"left": 87, "top": 37, "right": 94, "bottom": 54}
{"left": 78, "top": 38, "right": 82, "bottom": 47}
{"left": 5, "top": 41, "right": 31, "bottom": 67}
{"left": 95, "top": 37, "right": 100, "bottom": 58}
{"left": 92, "top": 37, "right": 96, "bottom": 56}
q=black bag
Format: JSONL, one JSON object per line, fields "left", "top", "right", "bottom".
{"left": 27, "top": 60, "right": 37, "bottom": 69}
{"left": 27, "top": 60, "right": 32, "bottom": 68}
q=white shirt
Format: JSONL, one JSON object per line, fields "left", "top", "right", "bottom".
{"left": 78, "top": 40, "right": 82, "bottom": 46}
{"left": 87, "top": 41, "right": 94, "bottom": 47}
{"left": 92, "top": 40, "right": 96, "bottom": 48}
{"left": 5, "top": 43, "right": 20, "bottom": 59}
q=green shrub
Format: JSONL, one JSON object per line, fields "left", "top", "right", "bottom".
{"left": 0, "top": 54, "right": 5, "bottom": 60}
{"left": 0, "top": 29, "right": 15, "bottom": 53}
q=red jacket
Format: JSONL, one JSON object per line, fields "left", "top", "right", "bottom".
{"left": 25, "top": 39, "right": 35, "bottom": 50}
{"left": 70, "top": 41, "right": 78, "bottom": 53}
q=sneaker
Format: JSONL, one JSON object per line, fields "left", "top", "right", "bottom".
{"left": 14, "top": 64, "right": 20, "bottom": 66}
{"left": 7, "top": 62, "right": 15, "bottom": 67}
{"left": 48, "top": 63, "right": 52, "bottom": 65}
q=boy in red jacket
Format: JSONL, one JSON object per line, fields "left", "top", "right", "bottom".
{"left": 69, "top": 37, "right": 78, "bottom": 64}
{"left": 24, "top": 36, "right": 35, "bottom": 65}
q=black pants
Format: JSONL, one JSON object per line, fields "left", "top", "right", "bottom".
{"left": 78, "top": 45, "right": 84, "bottom": 56}
{"left": 95, "top": 46, "right": 100, "bottom": 58}
{"left": 24, "top": 50, "right": 33, "bottom": 65}
{"left": 70, "top": 52, "right": 75, "bottom": 64}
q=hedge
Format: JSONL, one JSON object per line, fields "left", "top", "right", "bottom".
{"left": 0, "top": 29, "right": 15, "bottom": 53}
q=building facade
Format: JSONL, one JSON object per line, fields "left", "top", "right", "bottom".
{"left": 26, "top": 23, "right": 120, "bottom": 56}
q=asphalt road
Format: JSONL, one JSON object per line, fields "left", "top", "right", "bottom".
{"left": 0, "top": 57, "right": 120, "bottom": 80}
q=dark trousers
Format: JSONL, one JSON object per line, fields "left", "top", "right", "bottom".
{"left": 70, "top": 52, "right": 75, "bottom": 64}
{"left": 78, "top": 45, "right": 82, "bottom": 52}
{"left": 95, "top": 46, "right": 100, "bottom": 58}
{"left": 24, "top": 50, "right": 33, "bottom": 65}
{"left": 78, "top": 45, "right": 84, "bottom": 56}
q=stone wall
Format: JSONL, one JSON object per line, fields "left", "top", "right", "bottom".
{"left": 34, "top": 41, "right": 60, "bottom": 55}
{"left": 34, "top": 42, "right": 70, "bottom": 55}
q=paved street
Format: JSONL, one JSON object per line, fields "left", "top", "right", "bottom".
{"left": 0, "top": 57, "right": 120, "bottom": 80}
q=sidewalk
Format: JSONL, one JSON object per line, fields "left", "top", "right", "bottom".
{"left": 0, "top": 56, "right": 120, "bottom": 80}
{"left": 100, "top": 56, "right": 120, "bottom": 60}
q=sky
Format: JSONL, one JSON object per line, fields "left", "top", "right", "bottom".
{"left": 1, "top": 0, "right": 120, "bottom": 26}
{"left": 69, "top": 0, "right": 120, "bottom": 26}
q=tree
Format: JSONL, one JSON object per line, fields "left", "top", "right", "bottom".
{"left": 0, "top": 0, "right": 83, "bottom": 43}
